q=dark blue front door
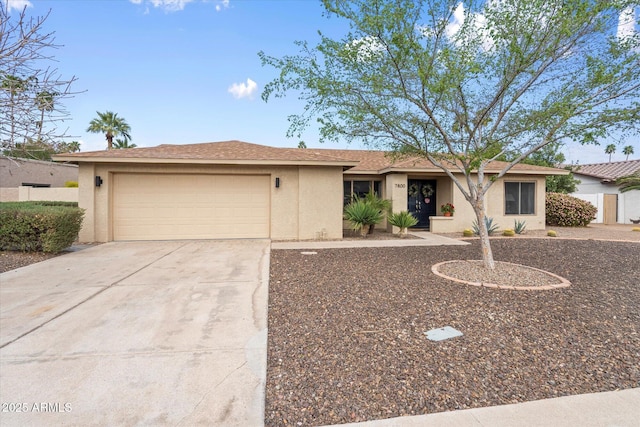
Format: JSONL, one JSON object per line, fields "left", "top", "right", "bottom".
{"left": 407, "top": 179, "right": 437, "bottom": 229}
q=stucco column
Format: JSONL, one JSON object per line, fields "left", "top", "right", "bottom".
{"left": 77, "top": 164, "right": 96, "bottom": 242}
{"left": 385, "top": 174, "right": 408, "bottom": 233}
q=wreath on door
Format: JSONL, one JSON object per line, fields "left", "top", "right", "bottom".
{"left": 408, "top": 183, "right": 434, "bottom": 198}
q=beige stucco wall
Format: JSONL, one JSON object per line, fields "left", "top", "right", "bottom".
{"left": 298, "top": 167, "right": 344, "bottom": 240}
{"left": 18, "top": 186, "right": 78, "bottom": 202}
{"left": 430, "top": 174, "right": 547, "bottom": 233}
{"left": 0, "top": 156, "right": 78, "bottom": 188}
{"left": 76, "top": 163, "right": 344, "bottom": 243}
{"left": 0, "top": 188, "right": 18, "bottom": 202}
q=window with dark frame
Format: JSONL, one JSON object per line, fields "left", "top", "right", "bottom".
{"left": 505, "top": 182, "right": 535, "bottom": 215}
{"left": 343, "top": 180, "right": 382, "bottom": 205}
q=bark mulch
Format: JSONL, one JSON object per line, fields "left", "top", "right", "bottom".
{"left": 266, "top": 239, "right": 640, "bottom": 426}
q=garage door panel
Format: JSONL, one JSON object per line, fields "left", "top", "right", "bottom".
{"left": 113, "top": 174, "right": 270, "bottom": 240}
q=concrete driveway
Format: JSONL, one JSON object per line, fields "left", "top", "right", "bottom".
{"left": 0, "top": 240, "right": 270, "bottom": 426}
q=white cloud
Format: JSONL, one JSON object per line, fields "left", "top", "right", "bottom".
{"left": 347, "top": 35, "right": 385, "bottom": 62}
{"left": 617, "top": 6, "right": 637, "bottom": 41}
{"left": 129, "top": 0, "right": 194, "bottom": 12}
{"left": 5, "top": 0, "right": 33, "bottom": 12}
{"left": 444, "top": 2, "right": 494, "bottom": 52}
{"left": 215, "top": 0, "right": 229, "bottom": 12}
{"left": 228, "top": 78, "right": 257, "bottom": 99}
{"left": 445, "top": 3, "right": 465, "bottom": 39}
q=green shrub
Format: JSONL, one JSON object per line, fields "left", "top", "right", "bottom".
{"left": 64, "top": 181, "right": 78, "bottom": 187}
{"left": 387, "top": 211, "right": 418, "bottom": 234}
{"left": 0, "top": 202, "right": 84, "bottom": 253}
{"left": 545, "top": 193, "right": 596, "bottom": 227}
{"left": 32, "top": 201, "right": 78, "bottom": 207}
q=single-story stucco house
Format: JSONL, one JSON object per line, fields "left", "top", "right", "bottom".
{"left": 0, "top": 155, "right": 78, "bottom": 202}
{"left": 571, "top": 159, "right": 640, "bottom": 224}
{"left": 53, "top": 140, "right": 567, "bottom": 242}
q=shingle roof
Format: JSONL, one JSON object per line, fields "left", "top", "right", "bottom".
{"left": 53, "top": 140, "right": 360, "bottom": 166}
{"left": 318, "top": 148, "right": 564, "bottom": 174}
{"left": 53, "top": 140, "right": 566, "bottom": 175}
{"left": 572, "top": 160, "right": 640, "bottom": 181}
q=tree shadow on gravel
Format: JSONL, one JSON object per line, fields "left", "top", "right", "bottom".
{"left": 266, "top": 239, "right": 640, "bottom": 427}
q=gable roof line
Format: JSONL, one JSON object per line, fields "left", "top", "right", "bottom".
{"left": 571, "top": 159, "right": 640, "bottom": 181}
{"left": 53, "top": 140, "right": 567, "bottom": 175}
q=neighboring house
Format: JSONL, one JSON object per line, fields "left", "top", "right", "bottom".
{"left": 53, "top": 140, "right": 567, "bottom": 243}
{"left": 571, "top": 159, "right": 640, "bottom": 224}
{"left": 0, "top": 156, "right": 79, "bottom": 202}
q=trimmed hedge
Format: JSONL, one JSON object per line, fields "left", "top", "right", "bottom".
{"left": 545, "top": 193, "right": 596, "bottom": 227}
{"left": 0, "top": 202, "right": 84, "bottom": 253}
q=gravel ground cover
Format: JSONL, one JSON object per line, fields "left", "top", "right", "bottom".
{"left": 266, "top": 239, "right": 640, "bottom": 426}
{"left": 0, "top": 251, "right": 60, "bottom": 273}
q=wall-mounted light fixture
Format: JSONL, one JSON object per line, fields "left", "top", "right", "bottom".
{"left": 95, "top": 176, "right": 103, "bottom": 187}
{"left": 275, "top": 177, "right": 280, "bottom": 188}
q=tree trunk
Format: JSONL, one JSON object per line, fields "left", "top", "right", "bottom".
{"left": 106, "top": 133, "right": 113, "bottom": 150}
{"left": 472, "top": 199, "right": 496, "bottom": 270}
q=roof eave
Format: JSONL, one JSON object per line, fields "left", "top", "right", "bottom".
{"left": 52, "top": 156, "right": 358, "bottom": 168}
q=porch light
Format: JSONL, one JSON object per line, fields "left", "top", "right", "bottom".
{"left": 95, "top": 176, "right": 103, "bottom": 187}
{"left": 275, "top": 177, "right": 280, "bottom": 188}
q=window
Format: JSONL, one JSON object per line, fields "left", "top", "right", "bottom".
{"left": 505, "top": 182, "right": 535, "bottom": 214}
{"left": 344, "top": 180, "right": 381, "bottom": 205}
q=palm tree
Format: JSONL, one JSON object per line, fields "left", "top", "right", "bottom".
{"left": 112, "top": 138, "right": 137, "bottom": 149}
{"left": 622, "top": 145, "right": 634, "bottom": 161}
{"left": 616, "top": 173, "right": 640, "bottom": 193}
{"left": 605, "top": 144, "right": 616, "bottom": 162}
{"left": 36, "top": 90, "right": 56, "bottom": 142}
{"left": 86, "top": 111, "right": 132, "bottom": 150}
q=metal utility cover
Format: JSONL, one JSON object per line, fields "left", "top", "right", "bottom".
{"left": 425, "top": 326, "right": 463, "bottom": 341}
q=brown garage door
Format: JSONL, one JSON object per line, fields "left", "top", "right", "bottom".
{"left": 113, "top": 173, "right": 270, "bottom": 240}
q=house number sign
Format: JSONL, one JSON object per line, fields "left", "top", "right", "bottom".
{"left": 395, "top": 183, "right": 406, "bottom": 188}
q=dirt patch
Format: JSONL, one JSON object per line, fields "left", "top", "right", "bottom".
{"left": 266, "top": 239, "right": 640, "bottom": 426}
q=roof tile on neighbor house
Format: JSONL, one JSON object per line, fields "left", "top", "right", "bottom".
{"left": 53, "top": 140, "right": 360, "bottom": 165}
{"left": 572, "top": 160, "right": 640, "bottom": 181}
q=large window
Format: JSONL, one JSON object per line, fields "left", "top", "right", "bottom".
{"left": 344, "top": 180, "right": 381, "bottom": 205}
{"left": 505, "top": 182, "right": 535, "bottom": 215}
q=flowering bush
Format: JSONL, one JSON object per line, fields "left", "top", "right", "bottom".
{"left": 440, "top": 202, "right": 455, "bottom": 214}
{"left": 545, "top": 193, "right": 596, "bottom": 227}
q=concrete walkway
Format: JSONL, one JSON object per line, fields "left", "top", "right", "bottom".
{"left": 0, "top": 240, "right": 270, "bottom": 426}
{"left": 272, "top": 231, "right": 468, "bottom": 249}
{"left": 331, "top": 388, "right": 640, "bottom": 427}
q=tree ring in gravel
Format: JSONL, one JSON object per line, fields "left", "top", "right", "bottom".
{"left": 432, "top": 260, "right": 571, "bottom": 290}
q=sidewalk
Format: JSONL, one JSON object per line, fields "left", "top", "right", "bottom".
{"left": 272, "top": 231, "right": 468, "bottom": 249}
{"left": 330, "top": 388, "right": 640, "bottom": 427}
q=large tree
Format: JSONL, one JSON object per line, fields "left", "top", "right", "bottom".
{"left": 0, "top": 3, "right": 79, "bottom": 149}
{"left": 622, "top": 145, "right": 634, "bottom": 160}
{"left": 87, "top": 111, "right": 132, "bottom": 150}
{"left": 260, "top": 0, "right": 640, "bottom": 269}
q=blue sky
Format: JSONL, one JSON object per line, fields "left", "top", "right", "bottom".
{"left": 5, "top": 0, "right": 639, "bottom": 164}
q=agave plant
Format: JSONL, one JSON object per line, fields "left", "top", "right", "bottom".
{"left": 387, "top": 210, "right": 418, "bottom": 237}
{"left": 514, "top": 219, "right": 527, "bottom": 234}
{"left": 343, "top": 199, "right": 384, "bottom": 237}
{"left": 472, "top": 217, "right": 500, "bottom": 236}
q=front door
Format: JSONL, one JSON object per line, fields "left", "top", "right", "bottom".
{"left": 408, "top": 179, "right": 437, "bottom": 229}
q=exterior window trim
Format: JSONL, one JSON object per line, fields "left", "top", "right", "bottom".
{"left": 504, "top": 181, "right": 536, "bottom": 215}
{"left": 344, "top": 179, "right": 382, "bottom": 205}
